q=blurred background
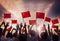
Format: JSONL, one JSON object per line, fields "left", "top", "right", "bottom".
{"left": 0, "top": 0, "right": 60, "bottom": 29}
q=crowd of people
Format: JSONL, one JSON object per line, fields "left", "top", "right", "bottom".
{"left": 0, "top": 21, "right": 60, "bottom": 41}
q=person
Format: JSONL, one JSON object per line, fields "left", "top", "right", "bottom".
{"left": 38, "top": 24, "right": 49, "bottom": 41}
{"left": 41, "top": 32, "right": 48, "bottom": 40}
{"left": 27, "top": 25, "right": 39, "bottom": 41}
{"left": 52, "top": 26, "right": 59, "bottom": 41}
{"left": 6, "top": 26, "right": 12, "bottom": 38}
{"left": 19, "top": 23, "right": 27, "bottom": 41}
{"left": 13, "top": 24, "right": 19, "bottom": 38}
{"left": 52, "top": 34, "right": 59, "bottom": 41}
{"left": 1, "top": 35, "right": 15, "bottom": 41}
{"left": 0, "top": 21, "right": 5, "bottom": 41}
{"left": 20, "top": 23, "right": 27, "bottom": 41}
{"left": 2, "top": 22, "right": 9, "bottom": 36}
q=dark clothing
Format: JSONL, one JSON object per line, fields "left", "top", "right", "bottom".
{"left": 0, "top": 28, "right": 3, "bottom": 37}
{"left": 6, "top": 32, "right": 13, "bottom": 38}
{"left": 52, "top": 34, "right": 59, "bottom": 41}
{"left": 41, "top": 32, "right": 48, "bottom": 39}
{"left": 19, "top": 34, "right": 27, "bottom": 41}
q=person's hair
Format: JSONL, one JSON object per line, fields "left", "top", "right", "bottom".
{"left": 41, "top": 32, "right": 48, "bottom": 39}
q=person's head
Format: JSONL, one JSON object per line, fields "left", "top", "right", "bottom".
{"left": 52, "top": 34, "right": 59, "bottom": 41}
{"left": 29, "top": 30, "right": 35, "bottom": 37}
{"left": 41, "top": 32, "right": 48, "bottom": 39}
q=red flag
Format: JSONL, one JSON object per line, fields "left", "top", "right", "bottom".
{"left": 36, "top": 12, "right": 45, "bottom": 19}
{"left": 4, "top": 13, "right": 11, "bottom": 18}
{"left": 12, "top": 20, "right": 17, "bottom": 24}
{"left": 45, "top": 17, "right": 51, "bottom": 22}
{"left": 52, "top": 19, "right": 59, "bottom": 24}
{"left": 52, "top": 25, "right": 56, "bottom": 28}
{"left": 6, "top": 28, "right": 11, "bottom": 31}
{"left": 21, "top": 11, "right": 31, "bottom": 18}
{"left": 29, "top": 20, "right": 36, "bottom": 25}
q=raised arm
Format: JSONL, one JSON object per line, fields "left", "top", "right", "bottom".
{"left": 3, "top": 22, "right": 9, "bottom": 36}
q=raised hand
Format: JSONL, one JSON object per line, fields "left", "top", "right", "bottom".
{"left": 19, "top": 23, "right": 23, "bottom": 35}
{"left": 24, "top": 23, "right": 26, "bottom": 28}
{"left": 6, "top": 22, "right": 9, "bottom": 27}
{"left": 2, "top": 21, "right": 5, "bottom": 25}
{"left": 43, "top": 24, "right": 47, "bottom": 32}
{"left": 15, "top": 24, "right": 19, "bottom": 36}
{"left": 0, "top": 21, "right": 5, "bottom": 27}
{"left": 28, "top": 25, "right": 30, "bottom": 29}
{"left": 3, "top": 22, "right": 9, "bottom": 36}
{"left": 28, "top": 25, "right": 33, "bottom": 32}
{"left": 30, "top": 25, "right": 33, "bottom": 30}
{"left": 6, "top": 26, "right": 12, "bottom": 38}
{"left": 16, "top": 24, "right": 19, "bottom": 29}
{"left": 20, "top": 23, "right": 23, "bottom": 28}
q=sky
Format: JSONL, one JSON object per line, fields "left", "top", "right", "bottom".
{"left": 48, "top": 0, "right": 60, "bottom": 18}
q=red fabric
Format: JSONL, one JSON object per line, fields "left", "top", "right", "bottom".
{"left": 52, "top": 25, "right": 56, "bottom": 28}
{"left": 22, "top": 29, "right": 25, "bottom": 32}
{"left": 36, "top": 12, "right": 45, "bottom": 19}
{"left": 12, "top": 20, "right": 17, "bottom": 24}
{"left": 21, "top": 11, "right": 31, "bottom": 18}
{"left": 52, "top": 19, "right": 59, "bottom": 24}
{"left": 29, "top": 20, "right": 36, "bottom": 25}
{"left": 45, "top": 17, "right": 51, "bottom": 22}
{"left": 6, "top": 28, "right": 11, "bottom": 31}
{"left": 4, "top": 13, "right": 11, "bottom": 18}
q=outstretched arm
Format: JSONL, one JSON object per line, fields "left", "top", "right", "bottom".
{"left": 0, "top": 21, "right": 5, "bottom": 28}
{"left": 19, "top": 23, "right": 23, "bottom": 35}
{"left": 3, "top": 22, "right": 9, "bottom": 36}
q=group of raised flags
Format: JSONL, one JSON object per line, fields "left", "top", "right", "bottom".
{"left": 3, "top": 13, "right": 17, "bottom": 24}
{"left": 3, "top": 11, "right": 59, "bottom": 28}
